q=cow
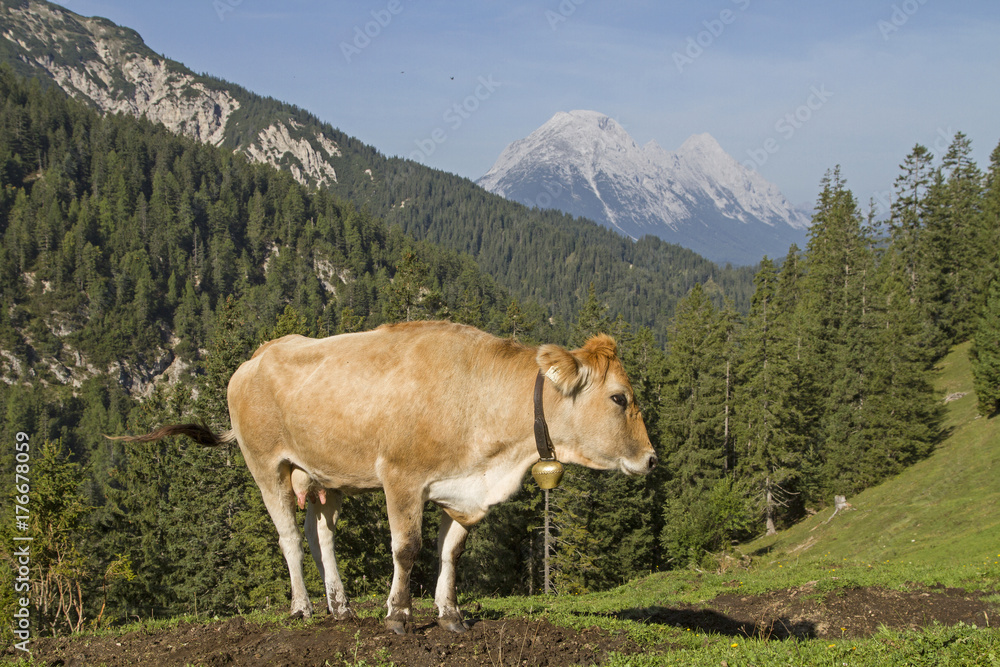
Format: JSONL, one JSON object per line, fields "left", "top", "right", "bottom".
{"left": 117, "top": 320, "right": 656, "bottom": 634}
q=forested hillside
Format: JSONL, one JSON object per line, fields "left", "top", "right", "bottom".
{"left": 352, "top": 159, "right": 759, "bottom": 332}
{"left": 2, "top": 63, "right": 1000, "bottom": 641}
{"left": 0, "top": 0, "right": 758, "bottom": 335}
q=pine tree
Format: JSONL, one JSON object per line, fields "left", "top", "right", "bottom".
{"left": 919, "top": 133, "right": 985, "bottom": 345}
{"left": 18, "top": 439, "right": 93, "bottom": 634}
{"left": 659, "top": 284, "right": 741, "bottom": 565}
{"left": 889, "top": 144, "right": 946, "bottom": 353}
{"left": 972, "top": 275, "right": 1000, "bottom": 416}
{"left": 99, "top": 382, "right": 189, "bottom": 619}
{"left": 380, "top": 248, "right": 430, "bottom": 322}
{"left": 798, "top": 168, "right": 877, "bottom": 500}
{"left": 734, "top": 258, "right": 805, "bottom": 534}
{"left": 858, "top": 254, "right": 939, "bottom": 480}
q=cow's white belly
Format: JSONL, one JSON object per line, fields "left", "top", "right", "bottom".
{"left": 427, "top": 457, "right": 533, "bottom": 526}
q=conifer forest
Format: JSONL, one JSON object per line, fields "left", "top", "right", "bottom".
{"left": 2, "top": 66, "right": 1000, "bottom": 637}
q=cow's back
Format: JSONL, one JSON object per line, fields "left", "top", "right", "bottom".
{"left": 228, "top": 322, "right": 535, "bottom": 491}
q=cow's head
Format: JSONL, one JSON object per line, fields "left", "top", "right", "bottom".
{"left": 536, "top": 334, "right": 657, "bottom": 476}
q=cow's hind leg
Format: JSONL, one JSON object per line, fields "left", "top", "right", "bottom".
{"left": 435, "top": 510, "right": 469, "bottom": 633}
{"left": 383, "top": 484, "right": 425, "bottom": 634}
{"left": 304, "top": 489, "right": 353, "bottom": 619}
{"left": 257, "top": 466, "right": 313, "bottom": 618}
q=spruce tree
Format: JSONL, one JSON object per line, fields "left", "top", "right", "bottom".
{"left": 798, "top": 168, "right": 877, "bottom": 500}
{"left": 100, "top": 382, "right": 189, "bottom": 619}
{"left": 158, "top": 296, "right": 267, "bottom": 615}
{"left": 18, "top": 439, "right": 93, "bottom": 634}
{"left": 659, "top": 284, "right": 737, "bottom": 565}
{"left": 734, "top": 258, "right": 805, "bottom": 534}
{"left": 889, "top": 144, "right": 945, "bottom": 353}
{"left": 858, "top": 247, "right": 939, "bottom": 484}
{"left": 981, "top": 141, "right": 1000, "bottom": 288}
{"left": 921, "top": 133, "right": 985, "bottom": 345}
{"left": 972, "top": 275, "right": 1000, "bottom": 416}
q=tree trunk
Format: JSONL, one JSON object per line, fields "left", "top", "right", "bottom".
{"left": 765, "top": 480, "right": 777, "bottom": 536}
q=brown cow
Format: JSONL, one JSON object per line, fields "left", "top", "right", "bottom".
{"left": 118, "top": 321, "right": 656, "bottom": 634}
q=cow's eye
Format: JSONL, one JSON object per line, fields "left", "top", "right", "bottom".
{"left": 611, "top": 393, "right": 627, "bottom": 408}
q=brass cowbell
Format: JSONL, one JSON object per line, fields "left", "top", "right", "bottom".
{"left": 531, "top": 458, "right": 564, "bottom": 489}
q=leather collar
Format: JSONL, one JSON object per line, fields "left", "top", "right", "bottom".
{"left": 533, "top": 370, "right": 556, "bottom": 460}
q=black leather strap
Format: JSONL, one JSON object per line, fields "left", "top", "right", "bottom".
{"left": 533, "top": 371, "right": 556, "bottom": 460}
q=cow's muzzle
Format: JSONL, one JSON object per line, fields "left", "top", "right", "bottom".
{"left": 622, "top": 452, "right": 657, "bottom": 476}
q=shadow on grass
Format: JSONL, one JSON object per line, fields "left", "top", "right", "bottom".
{"left": 603, "top": 606, "right": 815, "bottom": 640}
{"left": 474, "top": 604, "right": 815, "bottom": 640}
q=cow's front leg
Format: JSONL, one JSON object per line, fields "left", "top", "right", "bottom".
{"left": 435, "top": 510, "right": 469, "bottom": 633}
{"left": 384, "top": 486, "right": 424, "bottom": 634}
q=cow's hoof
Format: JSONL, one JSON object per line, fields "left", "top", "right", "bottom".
{"left": 438, "top": 616, "right": 469, "bottom": 633}
{"left": 331, "top": 606, "right": 356, "bottom": 621}
{"left": 289, "top": 608, "right": 311, "bottom": 621}
{"left": 385, "top": 618, "right": 408, "bottom": 635}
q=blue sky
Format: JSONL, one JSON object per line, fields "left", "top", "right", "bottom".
{"left": 59, "top": 0, "right": 1000, "bottom": 212}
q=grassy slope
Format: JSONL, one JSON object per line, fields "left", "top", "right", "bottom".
{"left": 477, "top": 342, "right": 1000, "bottom": 664}
{"left": 747, "top": 341, "right": 1000, "bottom": 581}
{"left": 5, "top": 346, "right": 996, "bottom": 666}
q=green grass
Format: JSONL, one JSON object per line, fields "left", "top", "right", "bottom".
{"left": 471, "top": 343, "right": 1000, "bottom": 665}
{"left": 5, "top": 345, "right": 997, "bottom": 666}
{"left": 745, "top": 342, "right": 1000, "bottom": 586}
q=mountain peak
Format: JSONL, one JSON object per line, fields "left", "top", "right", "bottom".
{"left": 678, "top": 132, "right": 727, "bottom": 156}
{"left": 535, "top": 110, "right": 635, "bottom": 149}
{"left": 478, "top": 112, "right": 809, "bottom": 265}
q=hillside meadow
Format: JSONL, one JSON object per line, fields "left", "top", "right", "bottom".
{"left": 5, "top": 344, "right": 998, "bottom": 666}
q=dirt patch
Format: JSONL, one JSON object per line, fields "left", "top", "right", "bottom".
{"left": 14, "top": 614, "right": 642, "bottom": 667}
{"left": 12, "top": 586, "right": 997, "bottom": 666}
{"left": 625, "top": 583, "right": 995, "bottom": 641}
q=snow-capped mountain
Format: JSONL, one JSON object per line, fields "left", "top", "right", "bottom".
{"left": 477, "top": 110, "right": 810, "bottom": 265}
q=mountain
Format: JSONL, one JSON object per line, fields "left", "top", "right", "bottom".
{"left": 0, "top": 0, "right": 342, "bottom": 187}
{"left": 478, "top": 110, "right": 810, "bottom": 266}
{"left": 0, "top": 0, "right": 760, "bottom": 335}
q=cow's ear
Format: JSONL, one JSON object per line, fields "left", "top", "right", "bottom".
{"left": 578, "top": 334, "right": 617, "bottom": 367}
{"left": 537, "top": 344, "right": 588, "bottom": 396}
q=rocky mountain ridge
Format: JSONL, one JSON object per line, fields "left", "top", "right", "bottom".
{"left": 478, "top": 110, "right": 810, "bottom": 265}
{"left": 1, "top": 0, "right": 341, "bottom": 187}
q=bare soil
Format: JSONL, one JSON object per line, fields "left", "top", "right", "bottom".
{"left": 13, "top": 585, "right": 997, "bottom": 666}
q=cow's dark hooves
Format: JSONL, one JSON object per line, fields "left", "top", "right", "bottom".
{"left": 438, "top": 617, "right": 469, "bottom": 633}
{"left": 289, "top": 609, "right": 311, "bottom": 621}
{"left": 332, "top": 608, "right": 356, "bottom": 621}
{"left": 385, "top": 619, "right": 408, "bottom": 635}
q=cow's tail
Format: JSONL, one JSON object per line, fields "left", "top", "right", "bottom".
{"left": 107, "top": 423, "right": 237, "bottom": 448}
